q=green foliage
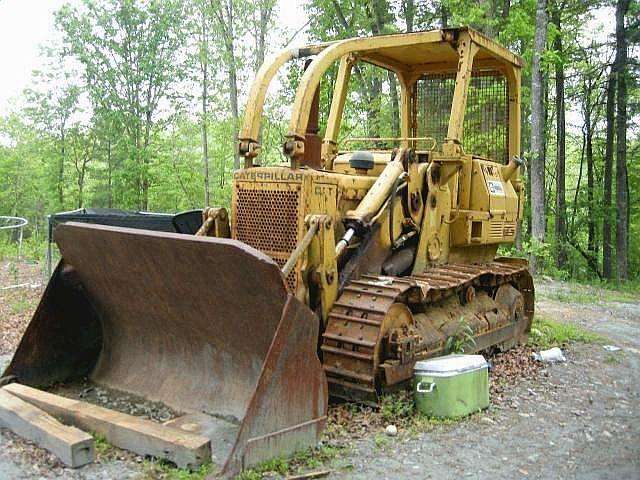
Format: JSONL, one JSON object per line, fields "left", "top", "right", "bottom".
{"left": 236, "top": 445, "right": 342, "bottom": 480}
{"left": 0, "top": 0, "right": 636, "bottom": 285}
{"left": 444, "top": 317, "right": 476, "bottom": 354}
{"left": 373, "top": 433, "right": 389, "bottom": 449}
{"left": 378, "top": 390, "right": 464, "bottom": 436}
{"left": 141, "top": 460, "right": 214, "bottom": 480}
{"left": 8, "top": 297, "right": 32, "bottom": 315}
{"left": 604, "top": 352, "right": 623, "bottom": 365}
{"left": 380, "top": 391, "right": 415, "bottom": 423}
{"left": 538, "top": 280, "right": 640, "bottom": 304}
{"left": 528, "top": 316, "right": 606, "bottom": 349}
{"left": 92, "top": 433, "right": 117, "bottom": 459}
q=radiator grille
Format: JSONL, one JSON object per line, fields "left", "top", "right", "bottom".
{"left": 415, "top": 71, "right": 509, "bottom": 163}
{"left": 234, "top": 187, "right": 300, "bottom": 292}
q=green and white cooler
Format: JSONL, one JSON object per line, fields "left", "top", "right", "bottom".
{"left": 413, "top": 354, "right": 489, "bottom": 418}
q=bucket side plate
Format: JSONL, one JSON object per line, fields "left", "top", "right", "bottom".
{"left": 8, "top": 222, "right": 289, "bottom": 421}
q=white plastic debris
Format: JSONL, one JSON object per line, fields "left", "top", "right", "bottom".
{"left": 603, "top": 345, "right": 621, "bottom": 352}
{"left": 385, "top": 425, "right": 398, "bottom": 436}
{"left": 533, "top": 347, "right": 566, "bottom": 363}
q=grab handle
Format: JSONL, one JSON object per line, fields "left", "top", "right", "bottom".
{"left": 416, "top": 381, "right": 436, "bottom": 394}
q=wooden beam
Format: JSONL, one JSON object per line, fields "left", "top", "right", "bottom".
{"left": 4, "top": 383, "right": 212, "bottom": 469}
{"left": 0, "top": 388, "right": 94, "bottom": 468}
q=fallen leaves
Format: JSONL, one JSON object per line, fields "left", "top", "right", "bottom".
{"left": 0, "top": 262, "right": 42, "bottom": 355}
{"left": 488, "top": 345, "right": 543, "bottom": 406}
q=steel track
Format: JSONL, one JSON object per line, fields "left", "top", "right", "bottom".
{"left": 321, "top": 258, "right": 534, "bottom": 402}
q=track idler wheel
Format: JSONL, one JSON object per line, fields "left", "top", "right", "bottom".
{"left": 494, "top": 283, "right": 529, "bottom": 350}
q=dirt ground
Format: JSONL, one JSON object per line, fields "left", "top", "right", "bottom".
{"left": 0, "top": 263, "right": 638, "bottom": 479}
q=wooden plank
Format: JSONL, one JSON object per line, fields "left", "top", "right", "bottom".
{"left": 0, "top": 388, "right": 94, "bottom": 468}
{"left": 4, "top": 383, "right": 212, "bottom": 469}
{"left": 163, "top": 413, "right": 239, "bottom": 467}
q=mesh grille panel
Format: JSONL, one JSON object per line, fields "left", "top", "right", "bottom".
{"left": 272, "top": 257, "right": 298, "bottom": 293}
{"left": 416, "top": 71, "right": 509, "bottom": 163}
{"left": 234, "top": 187, "right": 300, "bottom": 292}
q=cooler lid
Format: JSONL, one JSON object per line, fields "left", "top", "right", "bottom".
{"left": 414, "top": 354, "right": 487, "bottom": 375}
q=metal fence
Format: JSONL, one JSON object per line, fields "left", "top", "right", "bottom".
{"left": 0, "top": 216, "right": 42, "bottom": 290}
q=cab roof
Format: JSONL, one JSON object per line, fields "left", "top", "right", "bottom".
{"left": 305, "top": 26, "right": 522, "bottom": 77}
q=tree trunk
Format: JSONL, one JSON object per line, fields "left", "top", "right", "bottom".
{"left": 615, "top": 0, "right": 630, "bottom": 281}
{"left": 255, "top": 1, "right": 272, "bottom": 71}
{"left": 441, "top": 2, "right": 449, "bottom": 28}
{"left": 77, "top": 166, "right": 85, "bottom": 209}
{"left": 200, "top": 8, "right": 210, "bottom": 206}
{"left": 367, "top": 77, "right": 382, "bottom": 138}
{"left": 224, "top": 0, "right": 240, "bottom": 170}
{"left": 58, "top": 122, "right": 66, "bottom": 207}
{"left": 209, "top": 0, "right": 240, "bottom": 171}
{"left": 402, "top": 0, "right": 414, "bottom": 32}
{"left": 389, "top": 72, "right": 400, "bottom": 140}
{"left": 228, "top": 52, "right": 240, "bottom": 171}
{"left": 107, "top": 137, "right": 113, "bottom": 208}
{"left": 254, "top": 0, "right": 274, "bottom": 147}
{"left": 552, "top": 7, "right": 567, "bottom": 269}
{"left": 142, "top": 111, "right": 152, "bottom": 211}
{"left": 368, "top": 0, "right": 386, "bottom": 139}
{"left": 529, "top": 0, "right": 548, "bottom": 273}
{"left": 585, "top": 101, "right": 595, "bottom": 255}
{"left": 603, "top": 70, "right": 616, "bottom": 280}
{"left": 503, "top": 0, "right": 511, "bottom": 19}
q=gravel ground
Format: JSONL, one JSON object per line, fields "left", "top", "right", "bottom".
{"left": 326, "top": 278, "right": 640, "bottom": 480}
{"left": 0, "top": 264, "right": 638, "bottom": 479}
{"left": 53, "top": 381, "right": 181, "bottom": 424}
{"left": 336, "top": 343, "right": 639, "bottom": 480}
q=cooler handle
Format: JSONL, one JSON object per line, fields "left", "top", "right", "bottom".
{"left": 416, "top": 381, "right": 436, "bottom": 393}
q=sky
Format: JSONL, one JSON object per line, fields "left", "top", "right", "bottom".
{"left": 0, "top": 0, "right": 68, "bottom": 114}
{"left": 0, "top": 0, "right": 309, "bottom": 116}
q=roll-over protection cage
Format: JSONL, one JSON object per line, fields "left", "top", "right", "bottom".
{"left": 237, "top": 27, "right": 522, "bottom": 170}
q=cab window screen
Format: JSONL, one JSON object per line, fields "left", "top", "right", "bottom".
{"left": 415, "top": 70, "right": 509, "bottom": 163}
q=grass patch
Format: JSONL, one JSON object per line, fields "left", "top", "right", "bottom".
{"left": 380, "top": 391, "right": 414, "bottom": 424}
{"left": 528, "top": 316, "right": 606, "bottom": 349}
{"left": 539, "top": 282, "right": 640, "bottom": 305}
{"left": 9, "top": 297, "right": 32, "bottom": 314}
{"left": 379, "top": 391, "right": 465, "bottom": 438}
{"left": 603, "top": 351, "right": 625, "bottom": 365}
{"left": 405, "top": 413, "right": 460, "bottom": 438}
{"left": 140, "top": 460, "right": 214, "bottom": 480}
{"left": 93, "top": 433, "right": 116, "bottom": 459}
{"left": 236, "top": 444, "right": 343, "bottom": 480}
{"left": 373, "top": 433, "right": 389, "bottom": 449}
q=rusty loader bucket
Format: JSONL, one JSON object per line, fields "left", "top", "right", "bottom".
{"left": 3, "top": 222, "right": 328, "bottom": 476}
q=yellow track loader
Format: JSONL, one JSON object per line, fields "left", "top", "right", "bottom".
{"left": 4, "top": 27, "right": 533, "bottom": 476}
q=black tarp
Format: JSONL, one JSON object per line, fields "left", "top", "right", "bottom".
{"left": 48, "top": 208, "right": 203, "bottom": 237}
{"left": 46, "top": 208, "right": 202, "bottom": 276}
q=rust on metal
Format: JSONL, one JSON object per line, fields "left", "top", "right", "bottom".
{"left": 321, "top": 259, "right": 534, "bottom": 403}
{"left": 4, "top": 222, "right": 327, "bottom": 478}
{"left": 233, "top": 185, "right": 301, "bottom": 292}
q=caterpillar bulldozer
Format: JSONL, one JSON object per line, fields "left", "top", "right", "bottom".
{"left": 4, "top": 27, "right": 533, "bottom": 476}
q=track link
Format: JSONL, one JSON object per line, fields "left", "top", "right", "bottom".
{"left": 321, "top": 277, "right": 415, "bottom": 398}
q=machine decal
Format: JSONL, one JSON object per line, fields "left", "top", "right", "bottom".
{"left": 487, "top": 180, "right": 505, "bottom": 196}
{"left": 234, "top": 170, "right": 304, "bottom": 182}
